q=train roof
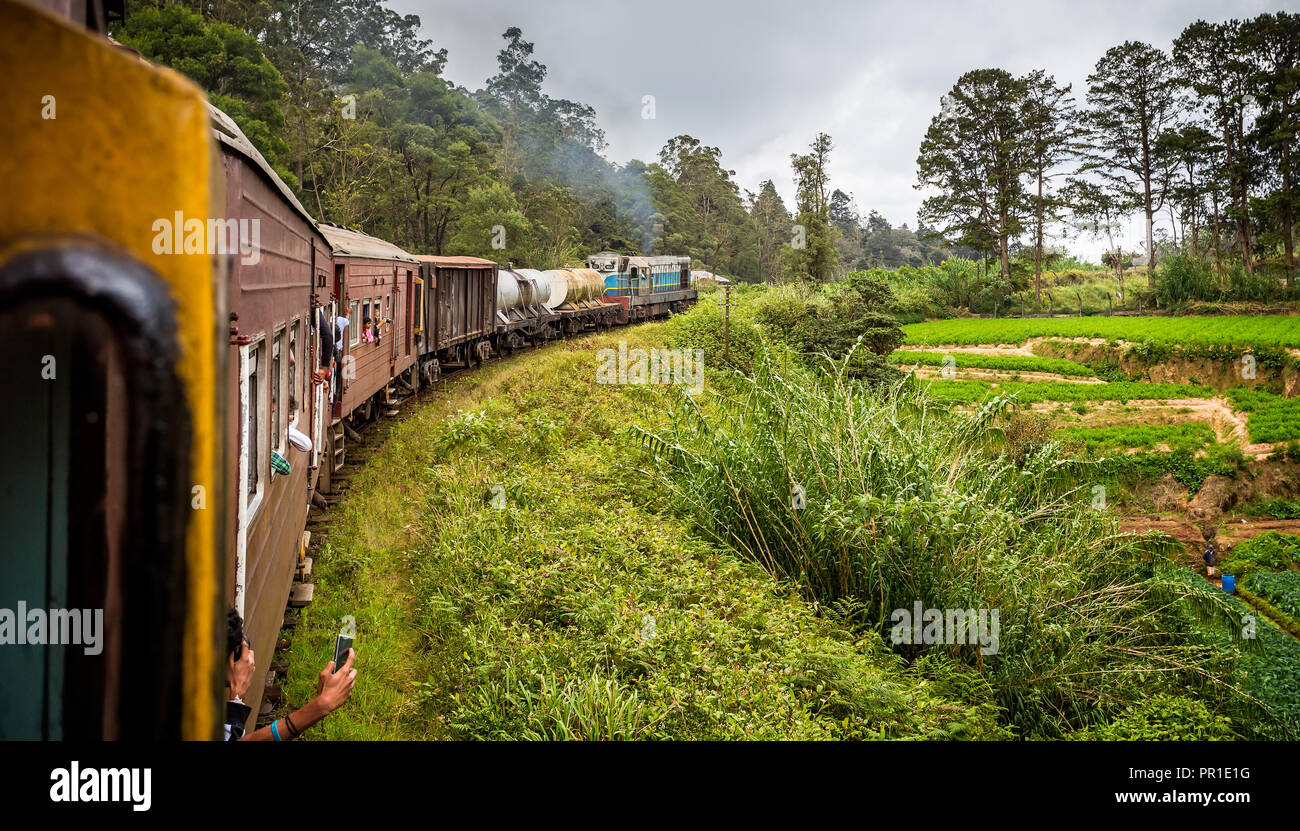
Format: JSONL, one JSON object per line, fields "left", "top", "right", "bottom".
{"left": 319, "top": 223, "right": 420, "bottom": 263}
{"left": 208, "top": 103, "right": 322, "bottom": 235}
{"left": 625, "top": 255, "right": 690, "bottom": 267}
{"left": 590, "top": 251, "right": 691, "bottom": 267}
{"left": 415, "top": 255, "right": 499, "bottom": 268}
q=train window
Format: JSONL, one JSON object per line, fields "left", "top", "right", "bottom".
{"left": 271, "top": 328, "right": 283, "bottom": 454}
{"left": 288, "top": 319, "right": 300, "bottom": 412}
{"left": 243, "top": 338, "right": 266, "bottom": 509}
{"left": 349, "top": 300, "right": 360, "bottom": 347}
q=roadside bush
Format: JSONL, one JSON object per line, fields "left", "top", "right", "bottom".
{"left": 1154, "top": 253, "right": 1218, "bottom": 307}
{"left": 1239, "top": 498, "right": 1300, "bottom": 520}
{"left": 1226, "top": 263, "right": 1286, "bottom": 302}
{"left": 1003, "top": 410, "right": 1054, "bottom": 463}
{"left": 751, "top": 283, "right": 820, "bottom": 349}
{"left": 663, "top": 291, "right": 763, "bottom": 375}
{"left": 1076, "top": 694, "right": 1233, "bottom": 741}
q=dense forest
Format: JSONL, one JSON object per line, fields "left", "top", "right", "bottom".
{"left": 114, "top": 3, "right": 1300, "bottom": 308}
{"left": 112, "top": 0, "right": 949, "bottom": 282}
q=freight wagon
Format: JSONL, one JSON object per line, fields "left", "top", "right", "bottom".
{"left": 415, "top": 255, "right": 498, "bottom": 381}
{"left": 494, "top": 267, "right": 559, "bottom": 354}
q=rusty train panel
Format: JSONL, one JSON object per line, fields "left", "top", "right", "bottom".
{"left": 414, "top": 255, "right": 497, "bottom": 374}
{"left": 213, "top": 105, "right": 332, "bottom": 732}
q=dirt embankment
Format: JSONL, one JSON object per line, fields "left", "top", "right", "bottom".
{"left": 1032, "top": 339, "right": 1300, "bottom": 397}
{"left": 1120, "top": 459, "right": 1300, "bottom": 562}
{"left": 1027, "top": 397, "right": 1281, "bottom": 455}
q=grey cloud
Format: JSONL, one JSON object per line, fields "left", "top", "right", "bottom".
{"left": 391, "top": 0, "right": 1291, "bottom": 260}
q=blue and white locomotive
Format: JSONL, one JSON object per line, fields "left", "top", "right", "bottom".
{"left": 587, "top": 251, "right": 696, "bottom": 322}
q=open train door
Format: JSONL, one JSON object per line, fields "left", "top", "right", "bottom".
{"left": 405, "top": 269, "right": 413, "bottom": 359}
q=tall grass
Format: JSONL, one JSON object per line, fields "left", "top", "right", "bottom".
{"left": 634, "top": 342, "right": 1284, "bottom": 738}
{"left": 286, "top": 328, "right": 1009, "bottom": 740}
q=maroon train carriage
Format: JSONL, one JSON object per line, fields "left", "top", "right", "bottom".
{"left": 212, "top": 104, "right": 333, "bottom": 733}
{"left": 415, "top": 255, "right": 498, "bottom": 382}
{"left": 319, "top": 223, "right": 420, "bottom": 421}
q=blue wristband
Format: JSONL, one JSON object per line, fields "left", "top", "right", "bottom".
{"left": 272, "top": 720, "right": 283, "bottom": 742}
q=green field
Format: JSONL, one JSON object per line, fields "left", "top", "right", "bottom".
{"left": 1245, "top": 572, "right": 1300, "bottom": 623}
{"left": 282, "top": 298, "right": 1300, "bottom": 742}
{"left": 922, "top": 379, "right": 1215, "bottom": 404}
{"left": 1055, "top": 424, "right": 1218, "bottom": 454}
{"left": 1226, "top": 389, "right": 1300, "bottom": 443}
{"left": 903, "top": 316, "right": 1300, "bottom": 348}
{"left": 1219, "top": 532, "right": 1300, "bottom": 579}
{"left": 284, "top": 326, "right": 1004, "bottom": 740}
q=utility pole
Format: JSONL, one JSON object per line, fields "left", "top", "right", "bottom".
{"left": 719, "top": 276, "right": 732, "bottom": 362}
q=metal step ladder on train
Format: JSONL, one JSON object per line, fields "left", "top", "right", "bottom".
{"left": 330, "top": 418, "right": 345, "bottom": 472}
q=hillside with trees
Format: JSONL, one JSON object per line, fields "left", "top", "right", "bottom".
{"left": 115, "top": 3, "right": 1300, "bottom": 312}
{"left": 113, "top": 0, "right": 962, "bottom": 283}
{"left": 916, "top": 13, "right": 1300, "bottom": 313}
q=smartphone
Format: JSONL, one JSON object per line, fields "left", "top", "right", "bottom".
{"left": 332, "top": 634, "right": 353, "bottom": 673}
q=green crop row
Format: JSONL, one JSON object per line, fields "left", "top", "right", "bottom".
{"left": 921, "top": 379, "right": 1215, "bottom": 404}
{"left": 1090, "top": 446, "right": 1243, "bottom": 491}
{"left": 1168, "top": 567, "right": 1300, "bottom": 739}
{"left": 1244, "top": 572, "right": 1300, "bottom": 623}
{"left": 1055, "top": 424, "right": 1217, "bottom": 453}
{"left": 889, "top": 350, "right": 1096, "bottom": 377}
{"left": 1219, "top": 532, "right": 1300, "bottom": 579}
{"left": 1239, "top": 497, "right": 1300, "bottom": 520}
{"left": 1226, "top": 389, "right": 1300, "bottom": 443}
{"left": 903, "top": 316, "right": 1300, "bottom": 349}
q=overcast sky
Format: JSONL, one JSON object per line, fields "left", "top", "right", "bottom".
{"left": 390, "top": 0, "right": 1296, "bottom": 262}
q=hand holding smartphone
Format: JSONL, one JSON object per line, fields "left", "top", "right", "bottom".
{"left": 332, "top": 633, "right": 353, "bottom": 674}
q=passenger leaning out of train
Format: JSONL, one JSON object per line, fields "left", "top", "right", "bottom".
{"left": 362, "top": 317, "right": 375, "bottom": 344}
{"left": 313, "top": 306, "right": 334, "bottom": 386}
{"left": 225, "top": 607, "right": 357, "bottom": 742}
{"left": 334, "top": 315, "right": 349, "bottom": 354}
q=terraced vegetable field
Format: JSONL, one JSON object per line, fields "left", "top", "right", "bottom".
{"left": 1055, "top": 424, "right": 1218, "bottom": 453}
{"left": 1245, "top": 571, "right": 1300, "bottom": 622}
{"left": 894, "top": 314, "right": 1300, "bottom": 461}
{"left": 922, "top": 379, "right": 1215, "bottom": 404}
{"left": 903, "top": 316, "right": 1300, "bottom": 348}
{"left": 1226, "top": 389, "right": 1300, "bottom": 443}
